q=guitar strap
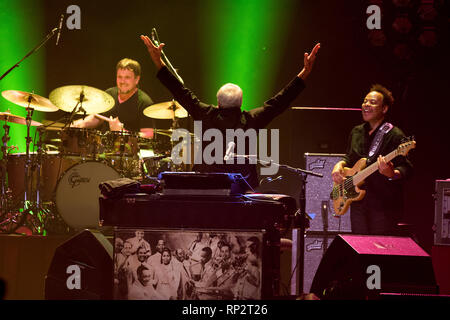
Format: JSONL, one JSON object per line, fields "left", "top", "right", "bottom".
{"left": 368, "top": 122, "right": 393, "bottom": 161}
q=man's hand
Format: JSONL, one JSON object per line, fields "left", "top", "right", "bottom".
{"left": 377, "top": 155, "right": 401, "bottom": 179}
{"left": 140, "top": 35, "right": 165, "bottom": 70}
{"left": 331, "top": 161, "right": 346, "bottom": 184}
{"left": 298, "top": 43, "right": 321, "bottom": 80}
{"left": 139, "top": 128, "right": 154, "bottom": 139}
{"left": 109, "top": 116, "right": 125, "bottom": 131}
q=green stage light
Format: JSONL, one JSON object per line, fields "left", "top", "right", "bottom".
{"left": 200, "top": 0, "right": 295, "bottom": 111}
{"left": 0, "top": 0, "right": 45, "bottom": 156}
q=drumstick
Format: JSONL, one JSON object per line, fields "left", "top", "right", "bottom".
{"left": 94, "top": 113, "right": 113, "bottom": 122}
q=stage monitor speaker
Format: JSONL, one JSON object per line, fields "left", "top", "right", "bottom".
{"left": 0, "top": 278, "right": 5, "bottom": 300}
{"left": 304, "top": 153, "right": 352, "bottom": 232}
{"left": 310, "top": 234, "right": 438, "bottom": 299}
{"left": 45, "top": 230, "right": 113, "bottom": 300}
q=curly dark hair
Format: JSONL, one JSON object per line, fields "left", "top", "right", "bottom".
{"left": 370, "top": 84, "right": 394, "bottom": 109}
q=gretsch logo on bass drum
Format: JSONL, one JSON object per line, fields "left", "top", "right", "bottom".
{"left": 68, "top": 170, "right": 90, "bottom": 188}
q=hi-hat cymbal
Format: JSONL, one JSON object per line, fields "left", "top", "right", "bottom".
{"left": 2, "top": 90, "right": 58, "bottom": 112}
{"left": 40, "top": 119, "right": 66, "bottom": 131}
{"left": 49, "top": 85, "right": 115, "bottom": 115}
{"left": 143, "top": 100, "right": 188, "bottom": 119}
{"left": 0, "top": 111, "right": 42, "bottom": 126}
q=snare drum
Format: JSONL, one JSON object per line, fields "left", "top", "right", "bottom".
{"left": 59, "top": 127, "right": 102, "bottom": 158}
{"left": 102, "top": 131, "right": 140, "bottom": 157}
{"left": 55, "top": 161, "right": 120, "bottom": 229}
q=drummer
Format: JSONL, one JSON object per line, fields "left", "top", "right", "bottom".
{"left": 71, "top": 58, "right": 155, "bottom": 134}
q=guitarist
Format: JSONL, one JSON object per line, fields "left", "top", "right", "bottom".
{"left": 331, "top": 84, "right": 413, "bottom": 235}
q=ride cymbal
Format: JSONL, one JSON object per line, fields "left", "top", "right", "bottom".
{"left": 49, "top": 85, "right": 114, "bottom": 115}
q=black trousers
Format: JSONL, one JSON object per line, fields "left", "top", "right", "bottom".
{"left": 350, "top": 191, "right": 400, "bottom": 235}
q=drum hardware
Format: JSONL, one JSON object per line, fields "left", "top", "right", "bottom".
{"left": 1, "top": 113, "right": 11, "bottom": 217}
{"left": 0, "top": 96, "right": 65, "bottom": 234}
{"left": 0, "top": 23, "right": 78, "bottom": 234}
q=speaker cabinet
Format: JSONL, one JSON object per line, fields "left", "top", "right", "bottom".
{"left": 310, "top": 234, "right": 438, "bottom": 299}
{"left": 303, "top": 232, "right": 342, "bottom": 294}
{"left": 304, "top": 153, "right": 352, "bottom": 232}
{"left": 45, "top": 230, "right": 113, "bottom": 300}
{"left": 434, "top": 180, "right": 450, "bottom": 245}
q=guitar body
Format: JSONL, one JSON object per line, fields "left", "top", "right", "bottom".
{"left": 331, "top": 158, "right": 367, "bottom": 216}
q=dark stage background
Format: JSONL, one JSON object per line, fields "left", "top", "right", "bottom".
{"left": 6, "top": 0, "right": 450, "bottom": 252}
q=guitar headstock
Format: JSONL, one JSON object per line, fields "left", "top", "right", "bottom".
{"left": 397, "top": 137, "right": 416, "bottom": 156}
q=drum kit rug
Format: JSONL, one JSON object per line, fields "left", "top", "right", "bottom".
{"left": 0, "top": 86, "right": 192, "bottom": 235}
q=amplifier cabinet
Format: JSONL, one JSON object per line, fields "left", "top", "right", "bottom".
{"left": 434, "top": 180, "right": 450, "bottom": 245}
{"left": 113, "top": 228, "right": 279, "bottom": 300}
{"left": 304, "top": 153, "right": 352, "bottom": 232}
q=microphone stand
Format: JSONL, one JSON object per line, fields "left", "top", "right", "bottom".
{"left": 0, "top": 27, "right": 58, "bottom": 81}
{"left": 232, "top": 154, "right": 323, "bottom": 295}
{"left": 270, "top": 162, "right": 322, "bottom": 296}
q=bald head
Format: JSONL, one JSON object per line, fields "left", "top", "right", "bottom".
{"left": 217, "top": 83, "right": 243, "bottom": 109}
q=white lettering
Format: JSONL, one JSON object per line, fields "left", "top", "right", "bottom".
{"left": 366, "top": 5, "right": 381, "bottom": 30}
{"left": 66, "top": 265, "right": 81, "bottom": 290}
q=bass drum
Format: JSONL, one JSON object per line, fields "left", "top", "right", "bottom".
{"left": 55, "top": 161, "right": 120, "bottom": 229}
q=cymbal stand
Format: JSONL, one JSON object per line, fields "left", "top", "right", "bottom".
{"left": 63, "top": 89, "right": 85, "bottom": 129}
{"left": 24, "top": 94, "right": 35, "bottom": 203}
{"left": 35, "top": 126, "right": 45, "bottom": 206}
{"left": 1, "top": 119, "right": 10, "bottom": 212}
{"left": 170, "top": 101, "right": 180, "bottom": 129}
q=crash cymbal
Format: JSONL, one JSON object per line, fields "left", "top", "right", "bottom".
{"left": 2, "top": 90, "right": 58, "bottom": 112}
{"left": 0, "top": 111, "right": 42, "bottom": 126}
{"left": 143, "top": 100, "right": 188, "bottom": 119}
{"left": 49, "top": 85, "right": 114, "bottom": 115}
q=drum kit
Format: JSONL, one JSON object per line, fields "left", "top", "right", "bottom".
{"left": 0, "top": 86, "right": 192, "bottom": 234}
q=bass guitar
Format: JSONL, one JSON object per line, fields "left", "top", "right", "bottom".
{"left": 330, "top": 139, "right": 416, "bottom": 216}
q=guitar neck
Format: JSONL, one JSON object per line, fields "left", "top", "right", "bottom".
{"left": 352, "top": 149, "right": 398, "bottom": 185}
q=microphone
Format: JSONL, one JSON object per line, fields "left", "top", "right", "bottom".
{"left": 150, "top": 27, "right": 184, "bottom": 84}
{"left": 224, "top": 142, "right": 235, "bottom": 161}
{"left": 56, "top": 14, "right": 64, "bottom": 46}
{"left": 151, "top": 28, "right": 160, "bottom": 46}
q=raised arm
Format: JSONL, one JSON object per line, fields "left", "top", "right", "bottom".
{"left": 140, "top": 33, "right": 214, "bottom": 121}
{"left": 140, "top": 35, "right": 165, "bottom": 70}
{"left": 250, "top": 42, "right": 321, "bottom": 128}
{"left": 297, "top": 43, "right": 320, "bottom": 80}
